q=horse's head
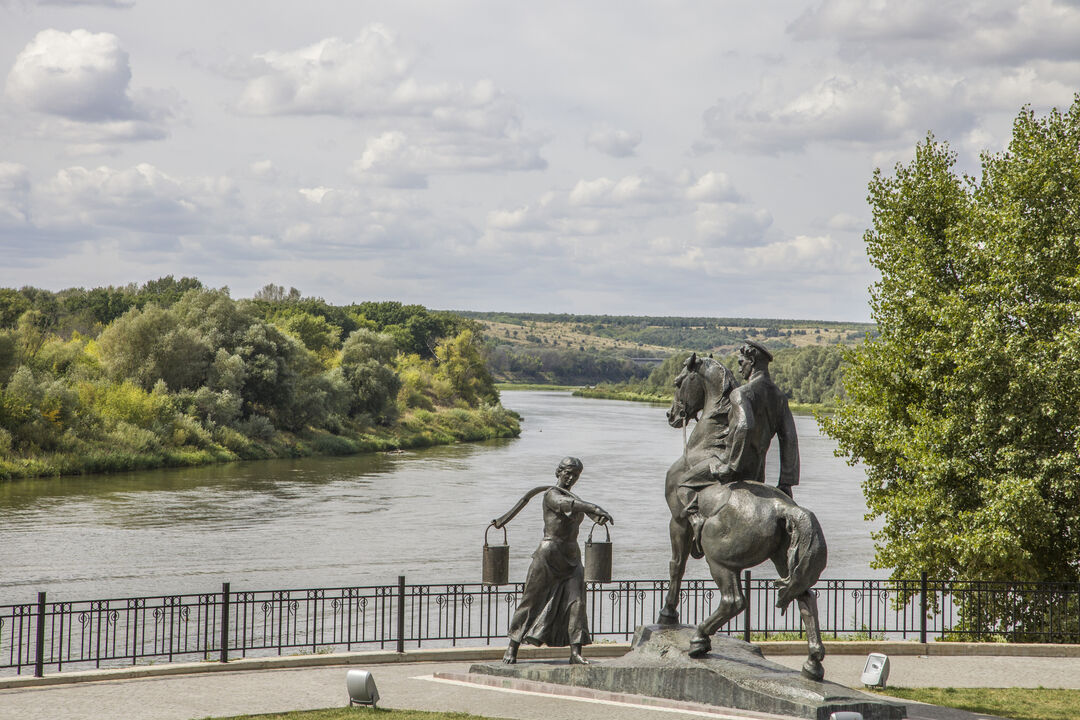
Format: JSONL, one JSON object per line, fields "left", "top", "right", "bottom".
{"left": 667, "top": 352, "right": 736, "bottom": 428}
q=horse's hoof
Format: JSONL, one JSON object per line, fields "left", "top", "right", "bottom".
{"left": 801, "top": 657, "right": 825, "bottom": 681}
{"left": 688, "top": 634, "right": 711, "bottom": 658}
{"left": 657, "top": 608, "right": 679, "bottom": 626}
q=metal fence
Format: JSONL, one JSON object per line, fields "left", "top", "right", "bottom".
{"left": 5, "top": 575, "right": 1080, "bottom": 677}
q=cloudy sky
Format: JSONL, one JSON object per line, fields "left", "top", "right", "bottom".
{"left": 2, "top": 1, "right": 1078, "bottom": 321}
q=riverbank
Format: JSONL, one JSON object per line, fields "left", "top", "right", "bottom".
{"left": 569, "top": 385, "right": 831, "bottom": 415}
{"left": 0, "top": 404, "right": 520, "bottom": 482}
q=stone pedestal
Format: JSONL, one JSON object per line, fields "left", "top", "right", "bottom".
{"left": 468, "top": 625, "right": 906, "bottom": 720}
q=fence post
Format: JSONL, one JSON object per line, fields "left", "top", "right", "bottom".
{"left": 396, "top": 575, "right": 406, "bottom": 653}
{"left": 220, "top": 582, "right": 230, "bottom": 664}
{"left": 34, "top": 591, "right": 46, "bottom": 678}
{"left": 919, "top": 572, "right": 927, "bottom": 644}
{"left": 743, "top": 570, "right": 751, "bottom": 643}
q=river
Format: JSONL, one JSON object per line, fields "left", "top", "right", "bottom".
{"left": 0, "top": 391, "right": 884, "bottom": 606}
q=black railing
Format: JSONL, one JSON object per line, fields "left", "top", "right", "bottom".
{"left": 4, "top": 574, "right": 1080, "bottom": 677}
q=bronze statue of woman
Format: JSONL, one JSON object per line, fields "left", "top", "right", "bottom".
{"left": 498, "top": 456, "right": 613, "bottom": 665}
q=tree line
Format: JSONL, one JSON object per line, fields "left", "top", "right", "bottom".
{"left": 576, "top": 345, "right": 847, "bottom": 406}
{"left": 0, "top": 279, "right": 516, "bottom": 480}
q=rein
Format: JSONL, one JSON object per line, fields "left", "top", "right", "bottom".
{"left": 683, "top": 415, "right": 690, "bottom": 469}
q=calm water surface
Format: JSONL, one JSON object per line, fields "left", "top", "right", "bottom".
{"left": 0, "top": 391, "right": 883, "bottom": 605}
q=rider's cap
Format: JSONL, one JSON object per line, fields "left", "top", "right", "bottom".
{"left": 741, "top": 340, "right": 773, "bottom": 363}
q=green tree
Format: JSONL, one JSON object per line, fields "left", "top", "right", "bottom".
{"left": 340, "top": 329, "right": 401, "bottom": 420}
{"left": 822, "top": 99, "right": 1080, "bottom": 599}
{"left": 435, "top": 329, "right": 499, "bottom": 406}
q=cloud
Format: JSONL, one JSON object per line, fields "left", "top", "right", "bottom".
{"left": 686, "top": 171, "right": 738, "bottom": 203}
{"left": 744, "top": 234, "right": 862, "bottom": 273}
{"left": 790, "top": 0, "right": 1080, "bottom": 66}
{"left": 233, "top": 26, "right": 547, "bottom": 184}
{"left": 485, "top": 169, "right": 770, "bottom": 251}
{"left": 4, "top": 29, "right": 173, "bottom": 143}
{"left": 0, "top": 163, "right": 31, "bottom": 227}
{"left": 43, "top": 163, "right": 237, "bottom": 236}
{"left": 704, "top": 72, "right": 978, "bottom": 153}
{"left": 585, "top": 124, "right": 642, "bottom": 157}
{"left": 38, "top": 0, "right": 134, "bottom": 7}
{"left": 694, "top": 203, "right": 773, "bottom": 248}
{"left": 699, "top": 1, "right": 1080, "bottom": 155}
{"left": 349, "top": 128, "right": 544, "bottom": 187}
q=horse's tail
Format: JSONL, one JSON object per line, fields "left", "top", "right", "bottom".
{"left": 775, "top": 506, "right": 827, "bottom": 610}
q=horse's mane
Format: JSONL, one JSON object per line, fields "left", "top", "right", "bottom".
{"left": 695, "top": 356, "right": 737, "bottom": 421}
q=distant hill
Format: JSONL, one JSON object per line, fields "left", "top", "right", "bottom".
{"left": 453, "top": 310, "right": 875, "bottom": 387}
{"left": 456, "top": 311, "right": 874, "bottom": 355}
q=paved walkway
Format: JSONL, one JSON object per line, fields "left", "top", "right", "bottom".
{"left": 4, "top": 651, "right": 1080, "bottom": 720}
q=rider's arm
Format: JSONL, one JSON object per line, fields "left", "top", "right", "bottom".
{"left": 777, "top": 396, "right": 800, "bottom": 488}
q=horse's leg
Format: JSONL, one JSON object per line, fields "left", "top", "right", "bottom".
{"left": 689, "top": 563, "right": 744, "bottom": 658}
{"left": 659, "top": 515, "right": 691, "bottom": 624}
{"left": 771, "top": 520, "right": 826, "bottom": 682}
{"left": 796, "top": 590, "right": 825, "bottom": 681}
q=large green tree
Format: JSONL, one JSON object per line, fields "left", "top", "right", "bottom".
{"left": 822, "top": 98, "right": 1080, "bottom": 592}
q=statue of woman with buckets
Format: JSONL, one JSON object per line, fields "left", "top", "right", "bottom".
{"left": 488, "top": 456, "right": 614, "bottom": 665}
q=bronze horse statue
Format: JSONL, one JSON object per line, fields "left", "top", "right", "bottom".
{"left": 657, "top": 353, "right": 828, "bottom": 680}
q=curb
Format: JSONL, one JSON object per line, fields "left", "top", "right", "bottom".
{"left": 3, "top": 640, "right": 1079, "bottom": 691}
{"left": 0, "top": 644, "right": 631, "bottom": 691}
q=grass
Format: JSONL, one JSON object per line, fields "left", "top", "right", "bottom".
{"left": 206, "top": 688, "right": 1080, "bottom": 720}
{"left": 209, "top": 710, "right": 491, "bottom": 720}
{"left": 495, "top": 383, "right": 581, "bottom": 391}
{"left": 875, "top": 687, "right": 1080, "bottom": 720}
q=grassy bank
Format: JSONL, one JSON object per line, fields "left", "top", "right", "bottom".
{"left": 572, "top": 386, "right": 832, "bottom": 415}
{"left": 0, "top": 405, "right": 520, "bottom": 481}
{"left": 877, "top": 686, "right": 1080, "bottom": 720}
{"left": 572, "top": 386, "right": 669, "bottom": 403}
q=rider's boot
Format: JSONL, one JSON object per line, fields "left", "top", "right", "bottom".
{"left": 687, "top": 512, "right": 705, "bottom": 559}
{"left": 502, "top": 640, "right": 520, "bottom": 664}
{"left": 569, "top": 643, "right": 591, "bottom": 664}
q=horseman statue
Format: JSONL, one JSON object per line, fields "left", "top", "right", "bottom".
{"left": 679, "top": 340, "right": 800, "bottom": 559}
{"left": 659, "top": 341, "right": 828, "bottom": 680}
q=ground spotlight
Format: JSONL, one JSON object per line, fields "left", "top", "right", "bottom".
{"left": 346, "top": 669, "right": 380, "bottom": 708}
{"left": 860, "top": 652, "right": 890, "bottom": 689}
{"left": 828, "top": 713, "right": 864, "bottom": 720}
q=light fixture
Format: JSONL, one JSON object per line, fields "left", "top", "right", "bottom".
{"left": 860, "top": 652, "right": 890, "bottom": 689}
{"left": 829, "top": 713, "right": 864, "bottom": 720}
{"left": 346, "top": 669, "right": 380, "bottom": 708}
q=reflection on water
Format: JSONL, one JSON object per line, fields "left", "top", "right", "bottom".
{"left": 0, "top": 391, "right": 883, "bottom": 605}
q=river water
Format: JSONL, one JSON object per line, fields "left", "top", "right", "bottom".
{"left": 0, "top": 391, "right": 884, "bottom": 606}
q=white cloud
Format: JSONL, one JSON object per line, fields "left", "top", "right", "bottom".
{"left": 38, "top": 0, "right": 134, "bottom": 7}
{"left": 585, "top": 124, "right": 642, "bottom": 157}
{"left": 695, "top": 203, "right": 773, "bottom": 248}
{"left": 349, "top": 129, "right": 544, "bottom": 187}
{"left": 744, "top": 233, "right": 862, "bottom": 273}
{"left": 234, "top": 27, "right": 547, "bottom": 184}
{"left": 0, "top": 163, "right": 31, "bottom": 227}
{"left": 705, "top": 72, "right": 976, "bottom": 153}
{"left": 43, "top": 163, "right": 237, "bottom": 235}
{"left": 791, "top": 0, "right": 1080, "bottom": 66}
{"left": 4, "top": 29, "right": 173, "bottom": 144}
{"left": 686, "top": 171, "right": 738, "bottom": 203}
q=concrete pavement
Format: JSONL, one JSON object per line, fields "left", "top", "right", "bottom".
{"left": 4, "top": 645, "right": 1080, "bottom": 720}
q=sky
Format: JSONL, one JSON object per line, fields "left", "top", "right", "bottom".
{"left": 1, "top": 1, "right": 1079, "bottom": 322}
